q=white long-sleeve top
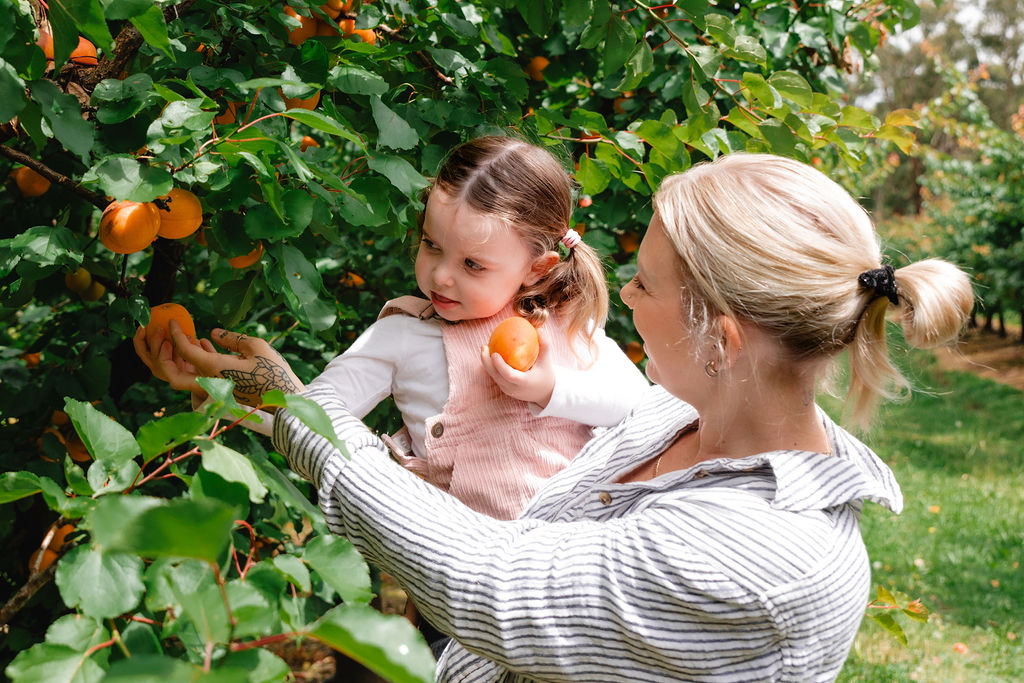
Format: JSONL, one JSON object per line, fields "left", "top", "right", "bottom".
{"left": 308, "top": 313, "right": 649, "bottom": 458}
{"left": 272, "top": 383, "right": 903, "bottom": 682}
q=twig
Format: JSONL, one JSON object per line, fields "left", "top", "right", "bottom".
{"left": 0, "top": 144, "right": 108, "bottom": 208}
{"left": 0, "top": 563, "right": 58, "bottom": 627}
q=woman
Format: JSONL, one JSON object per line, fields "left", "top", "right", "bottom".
{"left": 138, "top": 153, "right": 974, "bottom": 681}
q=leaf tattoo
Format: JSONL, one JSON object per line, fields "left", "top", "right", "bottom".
{"left": 221, "top": 355, "right": 299, "bottom": 401}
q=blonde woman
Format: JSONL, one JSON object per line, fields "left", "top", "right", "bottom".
{"left": 142, "top": 152, "right": 973, "bottom": 681}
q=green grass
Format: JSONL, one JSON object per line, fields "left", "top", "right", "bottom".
{"left": 830, "top": 343, "right": 1024, "bottom": 681}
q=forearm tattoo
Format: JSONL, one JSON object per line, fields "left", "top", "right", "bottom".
{"left": 221, "top": 355, "right": 299, "bottom": 402}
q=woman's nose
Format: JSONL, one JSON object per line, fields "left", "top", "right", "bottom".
{"left": 619, "top": 282, "right": 633, "bottom": 309}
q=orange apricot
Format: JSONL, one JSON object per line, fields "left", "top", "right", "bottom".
{"left": 65, "top": 431, "right": 91, "bottom": 463}
{"left": 284, "top": 6, "right": 319, "bottom": 45}
{"left": 10, "top": 166, "right": 51, "bottom": 197}
{"left": 339, "top": 19, "right": 377, "bottom": 45}
{"left": 71, "top": 37, "right": 98, "bottom": 66}
{"left": 229, "top": 242, "right": 264, "bottom": 269}
{"left": 300, "top": 135, "right": 320, "bottom": 151}
{"left": 617, "top": 231, "right": 640, "bottom": 254}
{"left": 281, "top": 89, "right": 321, "bottom": 110}
{"left": 624, "top": 341, "right": 645, "bottom": 364}
{"left": 36, "top": 31, "right": 54, "bottom": 60}
{"left": 80, "top": 281, "right": 106, "bottom": 302}
{"left": 154, "top": 188, "right": 204, "bottom": 239}
{"left": 146, "top": 303, "right": 197, "bottom": 347}
{"left": 525, "top": 55, "right": 549, "bottom": 82}
{"left": 28, "top": 523, "right": 75, "bottom": 574}
{"left": 99, "top": 200, "right": 161, "bottom": 254}
{"left": 64, "top": 267, "right": 92, "bottom": 293}
{"left": 214, "top": 100, "right": 243, "bottom": 125}
{"left": 488, "top": 317, "right": 540, "bottom": 372}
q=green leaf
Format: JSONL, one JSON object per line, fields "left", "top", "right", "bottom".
{"left": 758, "top": 118, "right": 797, "bottom": 157}
{"left": 517, "top": 0, "right": 555, "bottom": 36}
{"left": 371, "top": 97, "right": 419, "bottom": 151}
{"left": 866, "top": 611, "right": 908, "bottom": 645}
{"left": 89, "top": 495, "right": 238, "bottom": 562}
{"left": 86, "top": 458, "right": 141, "bottom": 496}
{"left": 91, "top": 73, "right": 157, "bottom": 124}
{"left": 101, "top": 655, "right": 201, "bottom": 681}
{"left": 46, "top": 614, "right": 109, "bottom": 652}
{"left": 303, "top": 534, "right": 373, "bottom": 604}
{"left": 367, "top": 154, "right": 431, "bottom": 196}
{"left": 874, "top": 124, "right": 916, "bottom": 154}
{"left": 0, "top": 471, "right": 42, "bottom": 504}
{"left": 170, "top": 572, "right": 231, "bottom": 644}
{"left": 247, "top": 451, "right": 324, "bottom": 525}
{"left": 50, "top": 0, "right": 114, "bottom": 54}
{"left": 212, "top": 274, "right": 259, "bottom": 330}
{"left": 5, "top": 642, "right": 106, "bottom": 683}
{"left": 0, "top": 59, "right": 26, "bottom": 122}
{"left": 137, "top": 411, "right": 212, "bottom": 462}
{"left": 768, "top": 71, "right": 813, "bottom": 107}
{"left": 577, "top": 154, "right": 610, "bottom": 195}
{"left": 270, "top": 554, "right": 311, "bottom": 593}
{"left": 129, "top": 5, "right": 173, "bottom": 60}
{"left": 275, "top": 244, "right": 335, "bottom": 332}
{"left": 839, "top": 105, "right": 878, "bottom": 131}
{"left": 330, "top": 66, "right": 389, "bottom": 96}
{"left": 0, "top": 225, "right": 79, "bottom": 270}
{"left": 742, "top": 72, "right": 781, "bottom": 109}
{"left": 64, "top": 398, "right": 141, "bottom": 466}
{"left": 83, "top": 154, "right": 173, "bottom": 202}
{"left": 309, "top": 604, "right": 436, "bottom": 683}
{"left": 30, "top": 80, "right": 96, "bottom": 161}
{"left": 564, "top": 0, "right": 592, "bottom": 27}
{"left": 731, "top": 35, "right": 767, "bottom": 66}
{"left": 55, "top": 545, "right": 145, "bottom": 620}
{"left": 281, "top": 393, "right": 347, "bottom": 455}
{"left": 281, "top": 110, "right": 361, "bottom": 144}
{"left": 198, "top": 440, "right": 268, "bottom": 503}
{"left": 219, "top": 649, "right": 291, "bottom": 683}
{"left": 198, "top": 377, "right": 247, "bottom": 415}
{"left": 604, "top": 13, "right": 636, "bottom": 75}
{"left": 704, "top": 14, "right": 736, "bottom": 47}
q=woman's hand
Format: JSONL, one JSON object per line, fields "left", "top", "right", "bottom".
{"left": 480, "top": 325, "right": 556, "bottom": 407}
{"left": 133, "top": 321, "right": 305, "bottom": 407}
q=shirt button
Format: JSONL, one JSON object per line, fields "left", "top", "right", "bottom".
{"left": 430, "top": 423, "right": 444, "bottom": 438}
{"left": 598, "top": 491, "right": 612, "bottom": 505}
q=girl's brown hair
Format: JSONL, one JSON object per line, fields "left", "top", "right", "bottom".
{"left": 427, "top": 135, "right": 609, "bottom": 352}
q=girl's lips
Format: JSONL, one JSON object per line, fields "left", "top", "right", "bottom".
{"left": 430, "top": 292, "right": 458, "bottom": 309}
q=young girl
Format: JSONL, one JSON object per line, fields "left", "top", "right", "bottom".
{"left": 140, "top": 135, "right": 648, "bottom": 521}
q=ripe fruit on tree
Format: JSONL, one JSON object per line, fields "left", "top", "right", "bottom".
{"left": 579, "top": 196, "right": 592, "bottom": 208}
{"left": 229, "top": 242, "right": 264, "bottom": 269}
{"left": 10, "top": 166, "right": 50, "bottom": 197}
{"left": 488, "top": 316, "right": 540, "bottom": 372}
{"left": 320, "top": 0, "right": 346, "bottom": 19}
{"left": 280, "top": 89, "right": 321, "bottom": 110}
{"left": 99, "top": 200, "right": 161, "bottom": 254}
{"left": 316, "top": 19, "right": 340, "bottom": 36}
{"left": 64, "top": 266, "right": 92, "bottom": 293}
{"left": 617, "top": 231, "right": 640, "bottom": 254}
{"left": 80, "top": 281, "right": 106, "bottom": 302}
{"left": 71, "top": 36, "right": 98, "bottom": 65}
{"left": 154, "top": 188, "right": 204, "bottom": 239}
{"left": 338, "top": 19, "right": 378, "bottom": 45}
{"left": 146, "top": 303, "right": 197, "bottom": 346}
{"left": 36, "top": 30, "right": 54, "bottom": 60}
{"left": 284, "top": 6, "right": 318, "bottom": 45}
{"left": 65, "top": 431, "right": 91, "bottom": 463}
{"left": 214, "top": 100, "right": 243, "bottom": 125}
{"left": 525, "top": 55, "right": 549, "bottom": 81}
{"left": 300, "top": 135, "right": 320, "bottom": 151}
{"left": 28, "top": 522, "right": 75, "bottom": 574}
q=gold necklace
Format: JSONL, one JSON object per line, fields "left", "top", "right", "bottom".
{"left": 653, "top": 453, "right": 663, "bottom": 478}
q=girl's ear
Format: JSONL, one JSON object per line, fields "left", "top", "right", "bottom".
{"left": 524, "top": 251, "right": 560, "bottom": 286}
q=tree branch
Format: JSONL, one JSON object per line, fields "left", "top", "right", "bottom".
{"left": 0, "top": 144, "right": 108, "bottom": 208}
{"left": 0, "top": 563, "right": 58, "bottom": 628}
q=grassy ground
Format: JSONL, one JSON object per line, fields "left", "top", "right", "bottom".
{"left": 832, "top": 335, "right": 1024, "bottom": 681}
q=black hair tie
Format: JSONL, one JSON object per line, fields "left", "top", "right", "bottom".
{"left": 858, "top": 264, "right": 899, "bottom": 306}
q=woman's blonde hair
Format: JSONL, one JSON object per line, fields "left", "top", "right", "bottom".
{"left": 426, "top": 135, "right": 608, "bottom": 349}
{"left": 652, "top": 153, "right": 974, "bottom": 429}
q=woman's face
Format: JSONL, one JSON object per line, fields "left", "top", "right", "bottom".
{"left": 619, "top": 217, "right": 703, "bottom": 398}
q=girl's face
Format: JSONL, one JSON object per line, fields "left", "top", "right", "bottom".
{"left": 415, "top": 190, "right": 549, "bottom": 322}
{"left": 619, "top": 217, "right": 703, "bottom": 398}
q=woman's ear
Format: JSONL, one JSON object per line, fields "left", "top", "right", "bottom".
{"left": 718, "top": 315, "right": 744, "bottom": 368}
{"left": 524, "top": 251, "right": 560, "bottom": 286}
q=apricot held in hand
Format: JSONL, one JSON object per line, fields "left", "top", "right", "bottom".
{"left": 488, "top": 316, "right": 540, "bottom": 371}
{"left": 146, "top": 303, "right": 196, "bottom": 346}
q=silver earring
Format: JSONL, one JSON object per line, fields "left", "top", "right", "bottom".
{"left": 704, "top": 360, "right": 719, "bottom": 377}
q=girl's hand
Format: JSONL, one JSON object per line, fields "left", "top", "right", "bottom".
{"left": 480, "top": 325, "right": 556, "bottom": 407}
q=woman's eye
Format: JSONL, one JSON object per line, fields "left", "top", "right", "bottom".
{"left": 630, "top": 274, "right": 645, "bottom": 291}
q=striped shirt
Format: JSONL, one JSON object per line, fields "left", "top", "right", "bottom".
{"left": 273, "top": 384, "right": 903, "bottom": 682}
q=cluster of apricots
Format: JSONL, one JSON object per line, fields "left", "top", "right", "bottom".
{"left": 36, "top": 29, "right": 98, "bottom": 66}
{"left": 64, "top": 266, "right": 105, "bottom": 302}
{"left": 37, "top": 409, "right": 91, "bottom": 465}
{"left": 99, "top": 187, "right": 203, "bottom": 254}
{"left": 286, "top": 1, "right": 378, "bottom": 47}
{"left": 8, "top": 166, "right": 50, "bottom": 197}
{"left": 28, "top": 521, "right": 77, "bottom": 574}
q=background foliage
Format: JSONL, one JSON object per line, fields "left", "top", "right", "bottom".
{"left": 1, "top": 0, "right": 922, "bottom": 680}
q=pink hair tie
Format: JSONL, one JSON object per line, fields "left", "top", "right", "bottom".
{"left": 561, "top": 228, "right": 582, "bottom": 249}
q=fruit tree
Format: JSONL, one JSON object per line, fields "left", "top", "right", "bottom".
{"left": 0, "top": 0, "right": 921, "bottom": 680}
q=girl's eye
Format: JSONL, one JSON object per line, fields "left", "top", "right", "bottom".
{"left": 422, "top": 237, "right": 439, "bottom": 251}
{"left": 465, "top": 259, "right": 484, "bottom": 271}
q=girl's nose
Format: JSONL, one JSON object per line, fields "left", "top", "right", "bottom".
{"left": 433, "top": 261, "right": 455, "bottom": 287}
